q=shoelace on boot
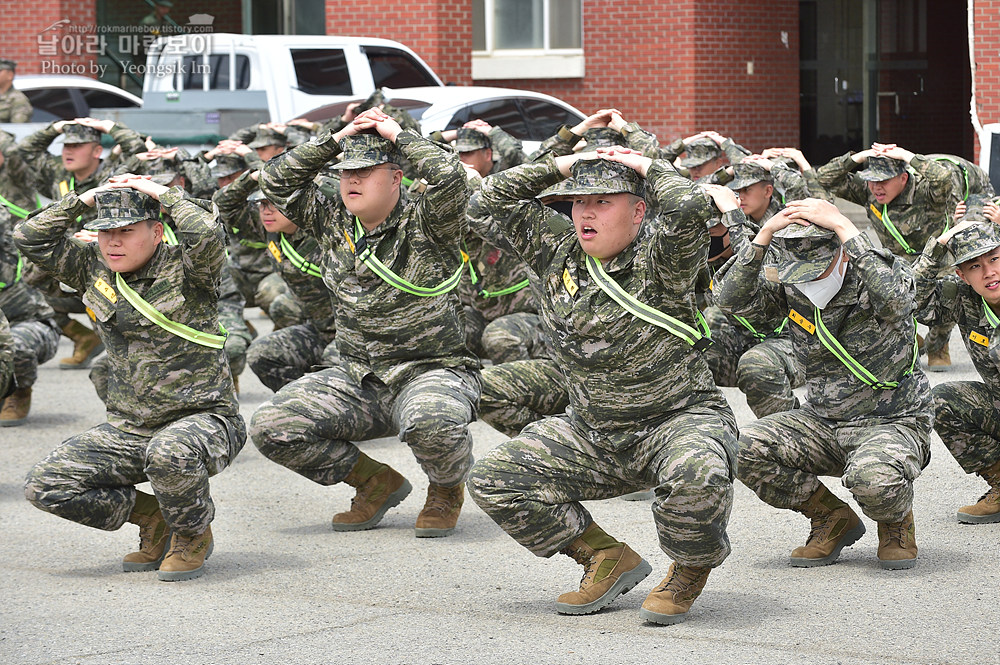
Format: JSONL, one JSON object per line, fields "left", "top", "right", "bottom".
{"left": 976, "top": 485, "right": 1000, "bottom": 505}
{"left": 884, "top": 521, "right": 909, "bottom": 547}
{"left": 134, "top": 514, "right": 160, "bottom": 549}
{"left": 654, "top": 565, "right": 705, "bottom": 596}
{"left": 565, "top": 548, "right": 597, "bottom": 586}
{"left": 423, "top": 487, "right": 457, "bottom": 516}
{"left": 166, "top": 534, "right": 196, "bottom": 558}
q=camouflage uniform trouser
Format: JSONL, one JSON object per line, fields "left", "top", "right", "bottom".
{"left": 702, "top": 307, "right": 804, "bottom": 418}
{"left": 10, "top": 319, "right": 60, "bottom": 388}
{"left": 479, "top": 358, "right": 569, "bottom": 437}
{"left": 247, "top": 323, "right": 337, "bottom": 392}
{"left": 738, "top": 408, "right": 931, "bottom": 523}
{"left": 465, "top": 308, "right": 547, "bottom": 364}
{"left": 219, "top": 267, "right": 253, "bottom": 379}
{"left": 250, "top": 364, "right": 481, "bottom": 487}
{"left": 23, "top": 414, "right": 247, "bottom": 537}
{"left": 232, "top": 268, "right": 286, "bottom": 314}
{"left": 467, "top": 407, "right": 738, "bottom": 567}
{"left": 268, "top": 290, "right": 309, "bottom": 331}
{"left": 932, "top": 381, "right": 1000, "bottom": 475}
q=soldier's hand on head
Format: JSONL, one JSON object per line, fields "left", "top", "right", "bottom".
{"left": 781, "top": 147, "right": 812, "bottom": 171}
{"left": 554, "top": 150, "right": 598, "bottom": 177}
{"left": 249, "top": 170, "right": 260, "bottom": 182}
{"left": 784, "top": 198, "right": 858, "bottom": 242}
{"left": 464, "top": 119, "right": 493, "bottom": 134}
{"left": 702, "top": 130, "right": 728, "bottom": 146}
{"left": 77, "top": 181, "right": 117, "bottom": 207}
{"left": 134, "top": 151, "right": 157, "bottom": 162}
{"left": 953, "top": 201, "right": 967, "bottom": 222}
{"left": 158, "top": 147, "right": 179, "bottom": 161}
{"left": 268, "top": 123, "right": 288, "bottom": 135}
{"left": 743, "top": 154, "right": 775, "bottom": 171}
{"left": 108, "top": 174, "right": 169, "bottom": 200}
{"left": 702, "top": 183, "right": 740, "bottom": 213}
{"left": 872, "top": 143, "right": 914, "bottom": 163}
{"left": 985, "top": 201, "right": 1000, "bottom": 225}
{"left": 938, "top": 219, "right": 979, "bottom": 246}
{"left": 74, "top": 117, "right": 115, "bottom": 133}
{"left": 287, "top": 118, "right": 314, "bottom": 128}
{"left": 52, "top": 120, "right": 73, "bottom": 133}
{"left": 761, "top": 147, "right": 783, "bottom": 159}
{"left": 73, "top": 229, "right": 98, "bottom": 243}
{"left": 850, "top": 148, "right": 877, "bottom": 164}
{"left": 234, "top": 143, "right": 252, "bottom": 157}
{"left": 596, "top": 146, "right": 652, "bottom": 177}
{"left": 355, "top": 108, "right": 402, "bottom": 142}
{"left": 144, "top": 136, "right": 158, "bottom": 151}
{"left": 341, "top": 102, "right": 362, "bottom": 123}
{"left": 681, "top": 131, "right": 709, "bottom": 145}
{"left": 572, "top": 109, "right": 616, "bottom": 134}
{"left": 608, "top": 111, "right": 627, "bottom": 133}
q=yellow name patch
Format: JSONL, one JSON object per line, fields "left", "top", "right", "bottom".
{"left": 869, "top": 204, "right": 883, "bottom": 221}
{"left": 970, "top": 331, "right": 990, "bottom": 348}
{"left": 789, "top": 309, "right": 815, "bottom": 334}
{"left": 562, "top": 268, "right": 578, "bottom": 297}
{"left": 268, "top": 240, "right": 282, "bottom": 263}
{"left": 94, "top": 277, "right": 117, "bottom": 303}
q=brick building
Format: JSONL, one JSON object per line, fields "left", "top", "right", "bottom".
{"left": 2, "top": 0, "right": 998, "bottom": 168}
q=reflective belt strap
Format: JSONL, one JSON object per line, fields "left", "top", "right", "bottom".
{"left": 810, "top": 308, "right": 917, "bottom": 390}
{"left": 114, "top": 272, "right": 227, "bottom": 349}
{"left": 733, "top": 313, "right": 788, "bottom": 341}
{"left": 479, "top": 278, "right": 530, "bottom": 299}
{"left": 983, "top": 298, "right": 1000, "bottom": 329}
{"left": 0, "top": 193, "right": 31, "bottom": 219}
{"left": 869, "top": 204, "right": 916, "bottom": 255}
{"left": 0, "top": 254, "right": 24, "bottom": 290}
{"left": 280, "top": 233, "right": 323, "bottom": 278}
{"left": 231, "top": 227, "right": 267, "bottom": 249}
{"left": 585, "top": 254, "right": 711, "bottom": 351}
{"left": 351, "top": 217, "right": 466, "bottom": 297}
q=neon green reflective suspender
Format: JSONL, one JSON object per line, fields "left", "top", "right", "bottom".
{"left": 585, "top": 254, "right": 712, "bottom": 351}
{"left": 870, "top": 204, "right": 917, "bottom": 255}
{"left": 0, "top": 193, "right": 31, "bottom": 219}
{"left": 462, "top": 245, "right": 530, "bottom": 298}
{"left": 349, "top": 217, "right": 466, "bottom": 297}
{"left": 161, "top": 224, "right": 178, "bottom": 246}
{"left": 812, "top": 308, "right": 917, "bottom": 390}
{"left": 732, "top": 314, "right": 787, "bottom": 341}
{"left": 231, "top": 226, "right": 267, "bottom": 249}
{"left": 280, "top": 234, "right": 323, "bottom": 278}
{"left": 0, "top": 254, "right": 23, "bottom": 290}
{"left": 983, "top": 298, "right": 1000, "bottom": 329}
{"left": 114, "top": 272, "right": 227, "bottom": 349}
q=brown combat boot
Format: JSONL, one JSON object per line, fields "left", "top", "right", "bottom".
{"left": 639, "top": 562, "right": 712, "bottom": 625}
{"left": 158, "top": 526, "right": 214, "bottom": 581}
{"left": 877, "top": 510, "right": 917, "bottom": 569}
{"left": 926, "top": 346, "right": 951, "bottom": 371}
{"left": 332, "top": 453, "right": 412, "bottom": 531}
{"left": 60, "top": 320, "right": 104, "bottom": 369}
{"left": 0, "top": 387, "right": 31, "bottom": 427}
{"left": 414, "top": 483, "right": 464, "bottom": 538}
{"left": 957, "top": 459, "right": 1000, "bottom": 524}
{"left": 123, "top": 490, "right": 170, "bottom": 572}
{"left": 555, "top": 523, "right": 652, "bottom": 615}
{"left": 789, "top": 485, "right": 866, "bottom": 567}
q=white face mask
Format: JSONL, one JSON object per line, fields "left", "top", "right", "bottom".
{"left": 794, "top": 248, "right": 847, "bottom": 309}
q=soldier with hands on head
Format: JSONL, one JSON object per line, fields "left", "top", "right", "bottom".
{"left": 14, "top": 174, "right": 246, "bottom": 582}
{"left": 253, "top": 107, "right": 480, "bottom": 538}
{"left": 713, "top": 197, "right": 932, "bottom": 571}
{"left": 467, "top": 146, "right": 737, "bottom": 625}
{"left": 0, "top": 59, "right": 32, "bottom": 123}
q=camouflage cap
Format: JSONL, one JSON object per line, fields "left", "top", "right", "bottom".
{"left": 455, "top": 128, "right": 491, "bottom": 153}
{"left": 332, "top": 133, "right": 401, "bottom": 171}
{"left": 950, "top": 222, "right": 1000, "bottom": 267}
{"left": 582, "top": 127, "right": 626, "bottom": 149}
{"left": 356, "top": 89, "right": 389, "bottom": 114}
{"left": 248, "top": 127, "right": 287, "bottom": 149}
{"left": 0, "top": 59, "right": 15, "bottom": 71}
{"left": 555, "top": 158, "right": 645, "bottom": 197}
{"left": 729, "top": 162, "right": 773, "bottom": 190}
{"left": 536, "top": 177, "right": 578, "bottom": 200}
{"left": 210, "top": 154, "right": 245, "bottom": 178}
{"left": 857, "top": 155, "right": 906, "bottom": 182}
{"left": 247, "top": 188, "right": 267, "bottom": 204}
{"left": 62, "top": 124, "right": 102, "bottom": 145}
{"left": 770, "top": 223, "right": 842, "bottom": 283}
{"left": 85, "top": 189, "right": 161, "bottom": 231}
{"left": 679, "top": 137, "right": 722, "bottom": 168}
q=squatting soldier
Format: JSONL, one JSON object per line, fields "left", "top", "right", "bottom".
{"left": 0, "top": 130, "right": 40, "bottom": 218}
{"left": 0, "top": 59, "right": 32, "bottom": 123}
{"left": 245, "top": 184, "right": 339, "bottom": 391}
{"left": 19, "top": 117, "right": 146, "bottom": 369}
{"left": 815, "top": 143, "right": 993, "bottom": 369}
{"left": 0, "top": 309, "right": 14, "bottom": 398}
{"left": 659, "top": 131, "right": 750, "bottom": 183}
{"left": 253, "top": 108, "right": 480, "bottom": 538}
{"left": 15, "top": 175, "right": 246, "bottom": 581}
{"left": 713, "top": 198, "right": 933, "bottom": 570}
{"left": 913, "top": 201, "right": 1000, "bottom": 524}
{"left": 0, "top": 206, "right": 60, "bottom": 426}
{"left": 468, "top": 148, "right": 738, "bottom": 625}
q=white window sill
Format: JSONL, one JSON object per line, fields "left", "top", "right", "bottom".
{"left": 472, "top": 52, "right": 584, "bottom": 80}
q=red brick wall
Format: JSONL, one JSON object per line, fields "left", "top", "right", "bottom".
{"left": 327, "top": 1, "right": 472, "bottom": 85}
{"left": 0, "top": 1, "right": 97, "bottom": 75}
{"left": 974, "top": 0, "right": 1000, "bottom": 161}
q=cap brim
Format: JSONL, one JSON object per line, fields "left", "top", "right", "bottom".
{"left": 953, "top": 239, "right": 1000, "bottom": 266}
{"left": 679, "top": 155, "right": 712, "bottom": 168}
{"left": 84, "top": 216, "right": 156, "bottom": 231}
{"left": 331, "top": 157, "right": 384, "bottom": 170}
{"left": 856, "top": 168, "right": 902, "bottom": 182}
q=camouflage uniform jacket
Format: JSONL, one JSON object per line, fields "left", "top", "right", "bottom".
{"left": 658, "top": 136, "right": 751, "bottom": 185}
{"left": 913, "top": 238, "right": 1000, "bottom": 405}
{"left": 116, "top": 148, "right": 217, "bottom": 200}
{"left": 0, "top": 308, "right": 13, "bottom": 397}
{"left": 713, "top": 232, "right": 932, "bottom": 423}
{"left": 18, "top": 123, "right": 146, "bottom": 222}
{"left": 264, "top": 226, "right": 337, "bottom": 339}
{"left": 815, "top": 153, "right": 954, "bottom": 256}
{"left": 13, "top": 187, "right": 239, "bottom": 435}
{"left": 0, "top": 87, "right": 32, "bottom": 123}
{"left": 0, "top": 132, "right": 39, "bottom": 214}
{"left": 260, "top": 129, "right": 478, "bottom": 391}
{"left": 531, "top": 123, "right": 660, "bottom": 160}
{"left": 475, "top": 156, "right": 731, "bottom": 432}
{"left": 0, "top": 207, "right": 55, "bottom": 326}
{"left": 213, "top": 171, "right": 272, "bottom": 275}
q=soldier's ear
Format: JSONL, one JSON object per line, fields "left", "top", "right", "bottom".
{"left": 632, "top": 196, "right": 646, "bottom": 225}
{"left": 955, "top": 266, "right": 971, "bottom": 286}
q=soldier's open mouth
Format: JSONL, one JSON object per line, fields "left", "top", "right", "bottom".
{"left": 580, "top": 225, "right": 597, "bottom": 239}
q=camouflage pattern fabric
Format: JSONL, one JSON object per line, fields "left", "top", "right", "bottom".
{"left": 24, "top": 414, "right": 246, "bottom": 537}
{"left": 114, "top": 147, "right": 217, "bottom": 200}
{"left": 0, "top": 308, "right": 15, "bottom": 397}
{"left": 531, "top": 122, "right": 660, "bottom": 162}
{"left": 0, "top": 131, "right": 40, "bottom": 214}
{"left": 268, "top": 290, "right": 309, "bottom": 330}
{"left": 468, "top": 407, "right": 736, "bottom": 565}
{"left": 262, "top": 226, "right": 337, "bottom": 334}
{"left": 652, "top": 135, "right": 750, "bottom": 185}
{"left": 0, "top": 87, "right": 33, "bottom": 123}
{"left": 713, "top": 231, "right": 933, "bottom": 424}
{"left": 479, "top": 358, "right": 570, "bottom": 437}
{"left": 213, "top": 171, "right": 277, "bottom": 309}
{"left": 14, "top": 187, "right": 242, "bottom": 435}
{"left": 259, "top": 128, "right": 478, "bottom": 392}
{"left": 247, "top": 322, "right": 336, "bottom": 392}
{"left": 738, "top": 407, "right": 930, "bottom": 522}
{"left": 250, "top": 364, "right": 480, "bottom": 487}
{"left": 481, "top": 312, "right": 550, "bottom": 364}
{"left": 932, "top": 382, "right": 1000, "bottom": 474}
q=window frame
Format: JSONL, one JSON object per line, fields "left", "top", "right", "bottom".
{"left": 472, "top": 0, "right": 584, "bottom": 80}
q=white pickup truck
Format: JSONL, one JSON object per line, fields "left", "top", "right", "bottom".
{"left": 102, "top": 33, "right": 444, "bottom": 144}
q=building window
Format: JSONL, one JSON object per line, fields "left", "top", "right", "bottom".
{"left": 472, "top": 0, "right": 584, "bottom": 80}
